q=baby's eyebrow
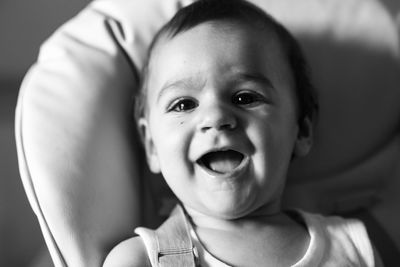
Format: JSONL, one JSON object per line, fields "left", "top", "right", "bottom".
{"left": 157, "top": 77, "right": 203, "bottom": 103}
{"left": 233, "top": 72, "right": 274, "bottom": 90}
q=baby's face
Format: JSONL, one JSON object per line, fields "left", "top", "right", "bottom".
{"left": 140, "top": 21, "right": 307, "bottom": 219}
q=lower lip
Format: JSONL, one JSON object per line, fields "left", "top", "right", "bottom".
{"left": 197, "top": 156, "right": 250, "bottom": 180}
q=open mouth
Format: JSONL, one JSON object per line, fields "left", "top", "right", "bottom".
{"left": 197, "top": 149, "right": 245, "bottom": 174}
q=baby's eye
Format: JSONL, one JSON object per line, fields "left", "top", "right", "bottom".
{"left": 168, "top": 98, "right": 198, "bottom": 112}
{"left": 232, "top": 91, "right": 266, "bottom": 107}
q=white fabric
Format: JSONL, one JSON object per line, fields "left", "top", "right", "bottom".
{"left": 293, "top": 211, "right": 375, "bottom": 267}
{"left": 135, "top": 227, "right": 159, "bottom": 267}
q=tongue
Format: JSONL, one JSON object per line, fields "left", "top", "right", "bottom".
{"left": 203, "top": 150, "right": 243, "bottom": 174}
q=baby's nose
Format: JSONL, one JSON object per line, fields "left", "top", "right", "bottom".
{"left": 197, "top": 102, "right": 237, "bottom": 132}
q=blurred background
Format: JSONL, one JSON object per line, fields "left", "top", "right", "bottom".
{"left": 0, "top": 1, "right": 88, "bottom": 266}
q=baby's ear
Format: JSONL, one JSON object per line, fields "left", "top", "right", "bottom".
{"left": 138, "top": 118, "right": 161, "bottom": 173}
{"left": 293, "top": 117, "right": 313, "bottom": 157}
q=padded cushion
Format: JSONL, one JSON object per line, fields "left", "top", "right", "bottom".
{"left": 16, "top": 0, "right": 400, "bottom": 266}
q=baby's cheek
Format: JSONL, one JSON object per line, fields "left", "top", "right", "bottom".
{"left": 157, "top": 136, "right": 184, "bottom": 162}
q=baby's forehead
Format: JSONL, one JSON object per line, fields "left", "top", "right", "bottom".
{"left": 151, "top": 19, "right": 287, "bottom": 65}
{"left": 146, "top": 20, "right": 295, "bottom": 96}
{"left": 146, "top": 21, "right": 293, "bottom": 93}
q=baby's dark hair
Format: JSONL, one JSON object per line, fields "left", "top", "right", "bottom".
{"left": 135, "top": 0, "right": 318, "bottom": 126}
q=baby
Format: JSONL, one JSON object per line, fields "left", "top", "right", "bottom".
{"left": 104, "top": 0, "right": 380, "bottom": 266}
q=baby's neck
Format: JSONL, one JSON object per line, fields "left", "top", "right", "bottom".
{"left": 183, "top": 205, "right": 310, "bottom": 267}
{"left": 185, "top": 204, "right": 283, "bottom": 231}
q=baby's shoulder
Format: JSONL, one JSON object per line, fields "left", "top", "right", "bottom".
{"left": 102, "top": 236, "right": 151, "bottom": 267}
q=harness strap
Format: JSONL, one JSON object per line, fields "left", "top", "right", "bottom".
{"left": 155, "top": 205, "right": 199, "bottom": 267}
